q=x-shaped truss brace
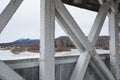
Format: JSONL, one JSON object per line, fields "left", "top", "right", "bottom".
{"left": 55, "top": 0, "right": 117, "bottom": 80}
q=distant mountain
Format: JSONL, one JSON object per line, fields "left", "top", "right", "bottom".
{"left": 55, "top": 36, "right": 75, "bottom": 51}
{"left": 11, "top": 38, "right": 40, "bottom": 44}
{"left": 0, "top": 38, "right": 40, "bottom": 50}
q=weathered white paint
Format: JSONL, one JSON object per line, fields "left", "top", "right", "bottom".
{"left": 109, "top": 11, "right": 120, "bottom": 80}
{"left": 86, "top": 2, "right": 111, "bottom": 76}
{"left": 2, "top": 51, "right": 108, "bottom": 70}
{"left": 0, "top": 61, "right": 24, "bottom": 80}
{"left": 8, "top": 61, "right": 39, "bottom": 69}
{"left": 87, "top": 2, "right": 111, "bottom": 79}
{"left": 55, "top": 0, "right": 115, "bottom": 80}
{"left": 0, "top": 0, "right": 23, "bottom": 34}
{"left": 40, "top": 0, "right": 55, "bottom": 80}
{"left": 55, "top": 2, "right": 92, "bottom": 79}
{"left": 56, "top": 10, "right": 91, "bottom": 79}
{"left": 89, "top": 60, "right": 107, "bottom": 80}
{"left": 93, "top": 55, "right": 115, "bottom": 80}
{"left": 0, "top": 54, "right": 109, "bottom": 80}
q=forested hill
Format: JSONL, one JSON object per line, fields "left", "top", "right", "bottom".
{"left": 55, "top": 36, "right": 110, "bottom": 50}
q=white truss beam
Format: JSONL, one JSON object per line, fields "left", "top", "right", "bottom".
{"left": 109, "top": 11, "right": 120, "bottom": 80}
{"left": 88, "top": 1, "right": 110, "bottom": 47}
{"left": 92, "top": 55, "right": 115, "bottom": 80}
{"left": 40, "top": 0, "right": 55, "bottom": 80}
{"left": 55, "top": 1, "right": 92, "bottom": 79}
{"left": 70, "top": 52, "right": 91, "bottom": 80}
{"left": 55, "top": 0, "right": 115, "bottom": 80}
{"left": 89, "top": 60, "right": 107, "bottom": 80}
{"left": 0, "top": 61, "right": 24, "bottom": 80}
{"left": 0, "top": 0, "right": 23, "bottom": 34}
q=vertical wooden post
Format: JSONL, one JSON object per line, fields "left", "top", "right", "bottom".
{"left": 40, "top": 0, "right": 55, "bottom": 80}
{"left": 109, "top": 11, "right": 120, "bottom": 80}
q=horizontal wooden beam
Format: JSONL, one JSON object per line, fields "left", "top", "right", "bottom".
{"left": 2, "top": 53, "right": 108, "bottom": 69}
{"left": 5, "top": 56, "right": 79, "bottom": 69}
{"left": 5, "top": 59, "right": 39, "bottom": 69}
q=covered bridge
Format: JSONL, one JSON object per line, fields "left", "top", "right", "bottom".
{"left": 0, "top": 0, "right": 120, "bottom": 80}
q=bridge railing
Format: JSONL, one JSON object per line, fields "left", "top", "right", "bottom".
{"left": 2, "top": 52, "right": 109, "bottom": 80}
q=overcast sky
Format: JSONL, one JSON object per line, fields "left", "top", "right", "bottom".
{"left": 0, "top": 0, "right": 40, "bottom": 43}
{"left": 0, "top": 1, "right": 108, "bottom": 43}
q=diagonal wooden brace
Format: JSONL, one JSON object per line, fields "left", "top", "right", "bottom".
{"left": 88, "top": 1, "right": 109, "bottom": 47}
{"left": 0, "top": 0, "right": 23, "bottom": 34}
{"left": 0, "top": 61, "right": 25, "bottom": 80}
